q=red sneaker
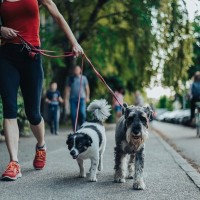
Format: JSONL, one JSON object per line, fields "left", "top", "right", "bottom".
{"left": 1, "top": 161, "right": 22, "bottom": 181}
{"left": 33, "top": 149, "right": 46, "bottom": 170}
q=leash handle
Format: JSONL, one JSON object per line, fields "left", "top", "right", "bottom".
{"left": 17, "top": 34, "right": 75, "bottom": 58}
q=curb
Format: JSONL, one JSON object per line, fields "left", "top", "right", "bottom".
{"left": 152, "top": 128, "right": 200, "bottom": 190}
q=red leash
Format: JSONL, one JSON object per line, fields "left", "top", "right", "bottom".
{"left": 74, "top": 56, "right": 84, "bottom": 132}
{"left": 83, "top": 54, "right": 123, "bottom": 107}
{"left": 17, "top": 34, "right": 74, "bottom": 58}
{"left": 17, "top": 34, "right": 124, "bottom": 131}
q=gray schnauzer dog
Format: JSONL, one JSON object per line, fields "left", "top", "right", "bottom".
{"left": 114, "top": 103, "right": 152, "bottom": 190}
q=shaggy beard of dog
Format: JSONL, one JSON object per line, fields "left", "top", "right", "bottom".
{"left": 114, "top": 105, "right": 151, "bottom": 190}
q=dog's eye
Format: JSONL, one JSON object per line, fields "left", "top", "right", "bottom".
{"left": 78, "top": 143, "right": 82, "bottom": 147}
{"left": 140, "top": 116, "right": 147, "bottom": 125}
{"left": 127, "top": 117, "right": 133, "bottom": 125}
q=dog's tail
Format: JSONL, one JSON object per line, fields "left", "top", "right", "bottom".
{"left": 87, "top": 99, "right": 111, "bottom": 122}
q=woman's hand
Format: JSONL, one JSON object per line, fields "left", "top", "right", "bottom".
{"left": 72, "top": 42, "right": 84, "bottom": 57}
{"left": 0, "top": 27, "right": 19, "bottom": 39}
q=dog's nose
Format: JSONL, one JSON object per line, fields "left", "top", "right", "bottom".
{"left": 70, "top": 150, "right": 76, "bottom": 156}
{"left": 134, "top": 129, "right": 140, "bottom": 135}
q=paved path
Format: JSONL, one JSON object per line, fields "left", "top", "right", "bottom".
{"left": 151, "top": 121, "right": 200, "bottom": 170}
{"left": 0, "top": 124, "right": 200, "bottom": 200}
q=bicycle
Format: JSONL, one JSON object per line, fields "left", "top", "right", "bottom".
{"left": 195, "top": 102, "right": 200, "bottom": 137}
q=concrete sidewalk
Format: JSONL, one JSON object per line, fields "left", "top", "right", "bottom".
{"left": 0, "top": 124, "right": 200, "bottom": 200}
{"left": 151, "top": 121, "right": 200, "bottom": 172}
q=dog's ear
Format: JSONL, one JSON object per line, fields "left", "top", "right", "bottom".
{"left": 66, "top": 133, "right": 74, "bottom": 145}
{"left": 122, "top": 103, "right": 129, "bottom": 118}
{"left": 143, "top": 106, "right": 153, "bottom": 121}
{"left": 84, "top": 134, "right": 93, "bottom": 147}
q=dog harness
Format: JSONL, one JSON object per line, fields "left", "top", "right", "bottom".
{"left": 0, "top": 0, "right": 40, "bottom": 46}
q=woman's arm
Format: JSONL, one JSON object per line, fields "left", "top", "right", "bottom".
{"left": 39, "top": 0, "right": 83, "bottom": 56}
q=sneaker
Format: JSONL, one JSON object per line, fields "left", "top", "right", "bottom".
{"left": 33, "top": 146, "right": 46, "bottom": 170}
{"left": 1, "top": 161, "right": 22, "bottom": 181}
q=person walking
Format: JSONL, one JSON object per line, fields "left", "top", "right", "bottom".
{"left": 112, "top": 87, "right": 125, "bottom": 122}
{"left": 134, "top": 90, "right": 144, "bottom": 106}
{"left": 0, "top": 0, "right": 83, "bottom": 181}
{"left": 189, "top": 71, "right": 200, "bottom": 125}
{"left": 64, "top": 65, "right": 90, "bottom": 130}
{"left": 45, "top": 82, "right": 63, "bottom": 135}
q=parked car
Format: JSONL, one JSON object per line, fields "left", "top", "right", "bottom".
{"left": 155, "top": 109, "right": 191, "bottom": 126}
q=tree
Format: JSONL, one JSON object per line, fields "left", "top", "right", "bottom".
{"left": 39, "top": 0, "right": 193, "bottom": 98}
{"left": 40, "top": 0, "right": 160, "bottom": 96}
{"left": 153, "top": 0, "right": 193, "bottom": 93}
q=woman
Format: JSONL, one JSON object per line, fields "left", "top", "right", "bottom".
{"left": 112, "top": 88, "right": 124, "bottom": 122}
{"left": 0, "top": 0, "right": 83, "bottom": 181}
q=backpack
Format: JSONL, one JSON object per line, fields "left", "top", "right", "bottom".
{"left": 192, "top": 82, "right": 200, "bottom": 99}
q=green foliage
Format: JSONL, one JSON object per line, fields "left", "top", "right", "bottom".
{"left": 38, "top": 0, "right": 194, "bottom": 99}
{"left": 154, "top": 0, "right": 193, "bottom": 93}
{"left": 188, "top": 15, "right": 200, "bottom": 79}
{"left": 156, "top": 95, "right": 173, "bottom": 111}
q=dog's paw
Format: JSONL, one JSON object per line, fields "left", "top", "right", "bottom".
{"left": 114, "top": 178, "right": 126, "bottom": 183}
{"left": 89, "top": 177, "right": 97, "bottom": 182}
{"left": 79, "top": 173, "right": 86, "bottom": 178}
{"left": 133, "top": 180, "right": 145, "bottom": 190}
{"left": 127, "top": 175, "right": 134, "bottom": 179}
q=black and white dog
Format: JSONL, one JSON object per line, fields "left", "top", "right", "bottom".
{"left": 114, "top": 103, "right": 152, "bottom": 190}
{"left": 66, "top": 99, "right": 111, "bottom": 182}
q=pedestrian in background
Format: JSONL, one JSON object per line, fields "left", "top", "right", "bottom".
{"left": 134, "top": 90, "right": 144, "bottom": 106}
{"left": 0, "top": 0, "right": 83, "bottom": 181}
{"left": 112, "top": 87, "right": 125, "bottom": 122}
{"left": 64, "top": 66, "right": 90, "bottom": 130}
{"left": 45, "top": 82, "right": 63, "bottom": 135}
{"left": 189, "top": 71, "right": 200, "bottom": 125}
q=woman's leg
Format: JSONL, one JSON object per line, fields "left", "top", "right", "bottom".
{"left": 30, "top": 119, "right": 45, "bottom": 147}
{"left": 0, "top": 56, "right": 20, "bottom": 162}
{"left": 19, "top": 56, "right": 45, "bottom": 147}
{"left": 3, "top": 119, "right": 19, "bottom": 162}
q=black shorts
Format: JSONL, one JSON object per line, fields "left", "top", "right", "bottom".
{"left": 0, "top": 43, "right": 43, "bottom": 125}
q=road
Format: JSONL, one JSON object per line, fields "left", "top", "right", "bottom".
{"left": 0, "top": 124, "right": 200, "bottom": 200}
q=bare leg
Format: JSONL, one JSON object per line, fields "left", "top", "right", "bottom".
{"left": 3, "top": 119, "right": 19, "bottom": 162}
{"left": 30, "top": 118, "right": 45, "bottom": 147}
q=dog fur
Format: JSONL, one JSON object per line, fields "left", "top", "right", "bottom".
{"left": 114, "top": 103, "right": 152, "bottom": 190}
{"left": 66, "top": 99, "right": 111, "bottom": 182}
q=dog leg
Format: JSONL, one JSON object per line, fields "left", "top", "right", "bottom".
{"left": 127, "top": 154, "right": 135, "bottom": 179}
{"left": 77, "top": 158, "right": 86, "bottom": 178}
{"left": 98, "top": 146, "right": 105, "bottom": 171}
{"left": 89, "top": 156, "right": 99, "bottom": 182}
{"left": 114, "top": 147, "right": 127, "bottom": 183}
{"left": 133, "top": 147, "right": 145, "bottom": 190}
